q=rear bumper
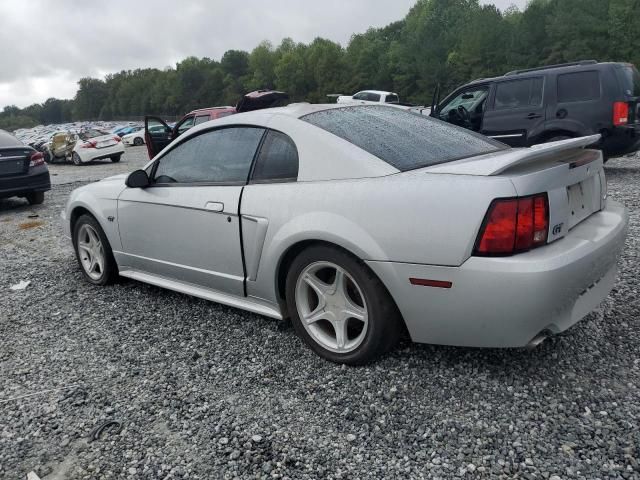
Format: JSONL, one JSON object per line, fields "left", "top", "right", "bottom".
{"left": 367, "top": 199, "right": 628, "bottom": 348}
{"left": 0, "top": 169, "right": 51, "bottom": 199}
{"left": 602, "top": 124, "right": 640, "bottom": 157}
{"left": 75, "top": 143, "right": 124, "bottom": 163}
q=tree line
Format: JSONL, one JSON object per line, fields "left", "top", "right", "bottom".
{"left": 2, "top": 0, "right": 639, "bottom": 131}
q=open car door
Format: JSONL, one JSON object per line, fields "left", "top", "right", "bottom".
{"left": 144, "top": 116, "right": 173, "bottom": 159}
{"left": 236, "top": 90, "right": 289, "bottom": 112}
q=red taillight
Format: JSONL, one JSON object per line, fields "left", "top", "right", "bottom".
{"left": 475, "top": 194, "right": 549, "bottom": 256}
{"left": 613, "top": 101, "right": 629, "bottom": 126}
{"left": 28, "top": 151, "right": 45, "bottom": 168}
{"left": 113, "top": 136, "right": 121, "bottom": 142}
{"left": 80, "top": 140, "right": 97, "bottom": 148}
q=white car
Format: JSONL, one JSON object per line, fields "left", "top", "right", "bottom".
{"left": 336, "top": 90, "right": 400, "bottom": 105}
{"left": 121, "top": 129, "right": 145, "bottom": 146}
{"left": 72, "top": 129, "right": 125, "bottom": 165}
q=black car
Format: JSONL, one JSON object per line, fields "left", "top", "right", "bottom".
{"left": 432, "top": 60, "right": 640, "bottom": 159}
{"left": 0, "top": 129, "right": 51, "bottom": 205}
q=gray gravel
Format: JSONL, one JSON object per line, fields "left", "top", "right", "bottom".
{"left": 1, "top": 148, "right": 639, "bottom": 479}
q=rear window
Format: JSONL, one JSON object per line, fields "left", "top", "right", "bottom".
{"left": 616, "top": 65, "right": 640, "bottom": 97}
{"left": 557, "top": 71, "right": 601, "bottom": 103}
{"left": 302, "top": 106, "right": 506, "bottom": 171}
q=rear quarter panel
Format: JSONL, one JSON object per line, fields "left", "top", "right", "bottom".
{"left": 241, "top": 172, "right": 516, "bottom": 303}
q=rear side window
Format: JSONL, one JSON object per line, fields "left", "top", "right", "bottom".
{"left": 302, "top": 106, "right": 506, "bottom": 171}
{"left": 251, "top": 130, "right": 299, "bottom": 182}
{"left": 385, "top": 94, "right": 399, "bottom": 103}
{"left": 557, "top": 71, "right": 601, "bottom": 102}
{"left": 616, "top": 65, "right": 640, "bottom": 97}
{"left": 194, "top": 115, "right": 210, "bottom": 125}
{"left": 494, "top": 78, "right": 544, "bottom": 110}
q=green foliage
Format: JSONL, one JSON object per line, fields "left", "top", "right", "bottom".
{"left": 3, "top": 0, "right": 640, "bottom": 131}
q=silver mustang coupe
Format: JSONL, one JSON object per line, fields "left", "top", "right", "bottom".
{"left": 62, "top": 104, "right": 628, "bottom": 364}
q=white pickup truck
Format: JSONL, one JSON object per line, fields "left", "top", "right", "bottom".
{"left": 335, "top": 90, "right": 400, "bottom": 105}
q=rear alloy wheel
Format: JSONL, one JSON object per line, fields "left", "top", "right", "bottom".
{"left": 73, "top": 214, "right": 118, "bottom": 285}
{"left": 133, "top": 137, "right": 143, "bottom": 146}
{"left": 286, "top": 245, "right": 401, "bottom": 365}
{"left": 26, "top": 191, "right": 44, "bottom": 205}
{"left": 111, "top": 155, "right": 122, "bottom": 163}
{"left": 72, "top": 152, "right": 83, "bottom": 165}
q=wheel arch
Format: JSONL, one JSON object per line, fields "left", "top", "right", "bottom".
{"left": 274, "top": 239, "right": 408, "bottom": 336}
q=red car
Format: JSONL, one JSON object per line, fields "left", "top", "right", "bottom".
{"left": 145, "top": 90, "right": 288, "bottom": 158}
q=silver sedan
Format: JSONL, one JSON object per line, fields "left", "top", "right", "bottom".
{"left": 62, "top": 104, "right": 628, "bottom": 364}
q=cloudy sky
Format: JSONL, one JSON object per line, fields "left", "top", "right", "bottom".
{"left": 0, "top": 0, "right": 527, "bottom": 109}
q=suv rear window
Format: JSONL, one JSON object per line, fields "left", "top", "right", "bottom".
{"left": 558, "top": 71, "right": 601, "bottom": 102}
{"left": 302, "top": 106, "right": 506, "bottom": 171}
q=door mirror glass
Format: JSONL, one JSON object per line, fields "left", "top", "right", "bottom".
{"left": 126, "top": 169, "right": 150, "bottom": 188}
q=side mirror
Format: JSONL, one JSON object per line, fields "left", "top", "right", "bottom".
{"left": 126, "top": 169, "right": 150, "bottom": 188}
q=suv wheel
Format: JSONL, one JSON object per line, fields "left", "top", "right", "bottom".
{"left": 286, "top": 245, "right": 401, "bottom": 365}
{"left": 26, "top": 191, "right": 44, "bottom": 205}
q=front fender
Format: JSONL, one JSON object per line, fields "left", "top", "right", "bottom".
{"left": 65, "top": 183, "right": 126, "bottom": 252}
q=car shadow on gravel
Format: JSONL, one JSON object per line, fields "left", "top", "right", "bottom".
{"left": 0, "top": 197, "right": 42, "bottom": 213}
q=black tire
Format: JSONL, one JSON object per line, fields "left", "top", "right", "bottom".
{"left": 72, "top": 214, "right": 118, "bottom": 286}
{"left": 111, "top": 155, "right": 122, "bottom": 163}
{"left": 285, "top": 244, "right": 402, "bottom": 365}
{"left": 72, "top": 152, "right": 83, "bottom": 165}
{"left": 133, "top": 137, "right": 144, "bottom": 146}
{"left": 26, "top": 191, "right": 44, "bottom": 205}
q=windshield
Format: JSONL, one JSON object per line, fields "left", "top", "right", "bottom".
{"left": 302, "top": 105, "right": 506, "bottom": 171}
{"left": 617, "top": 65, "right": 640, "bottom": 97}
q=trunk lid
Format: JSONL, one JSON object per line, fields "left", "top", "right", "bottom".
{"left": 0, "top": 147, "right": 32, "bottom": 177}
{"left": 425, "top": 135, "right": 606, "bottom": 242}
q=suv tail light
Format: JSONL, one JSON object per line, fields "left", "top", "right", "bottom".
{"left": 28, "top": 151, "right": 45, "bottom": 168}
{"left": 474, "top": 194, "right": 549, "bottom": 256}
{"left": 613, "top": 101, "right": 629, "bottom": 126}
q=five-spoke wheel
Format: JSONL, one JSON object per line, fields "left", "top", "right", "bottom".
{"left": 286, "top": 245, "right": 401, "bottom": 365}
{"left": 73, "top": 214, "right": 118, "bottom": 285}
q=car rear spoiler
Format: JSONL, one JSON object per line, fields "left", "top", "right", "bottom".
{"left": 425, "top": 135, "right": 602, "bottom": 176}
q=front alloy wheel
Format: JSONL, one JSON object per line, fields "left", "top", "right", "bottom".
{"left": 73, "top": 214, "right": 118, "bottom": 285}
{"left": 77, "top": 224, "right": 105, "bottom": 281}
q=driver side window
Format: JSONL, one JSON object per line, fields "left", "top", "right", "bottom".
{"left": 439, "top": 87, "right": 489, "bottom": 117}
{"left": 176, "top": 116, "right": 195, "bottom": 135}
{"left": 153, "top": 127, "right": 265, "bottom": 184}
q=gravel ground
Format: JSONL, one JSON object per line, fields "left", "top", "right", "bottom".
{"left": 1, "top": 148, "right": 639, "bottom": 480}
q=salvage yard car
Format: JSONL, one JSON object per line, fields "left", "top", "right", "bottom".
{"left": 144, "top": 90, "right": 289, "bottom": 158}
{"left": 71, "top": 129, "right": 125, "bottom": 165}
{"left": 336, "top": 90, "right": 400, "bottom": 105}
{"left": 432, "top": 60, "right": 640, "bottom": 159}
{"left": 0, "top": 128, "right": 50, "bottom": 205}
{"left": 62, "top": 105, "right": 628, "bottom": 364}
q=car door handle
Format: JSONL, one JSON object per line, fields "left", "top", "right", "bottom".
{"left": 204, "top": 201, "right": 224, "bottom": 212}
{"left": 526, "top": 113, "right": 542, "bottom": 119}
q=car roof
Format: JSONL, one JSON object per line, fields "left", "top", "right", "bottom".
{"left": 188, "top": 106, "right": 235, "bottom": 115}
{"left": 0, "top": 129, "right": 24, "bottom": 148}
{"left": 357, "top": 90, "right": 397, "bottom": 96}
{"left": 465, "top": 61, "right": 624, "bottom": 87}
